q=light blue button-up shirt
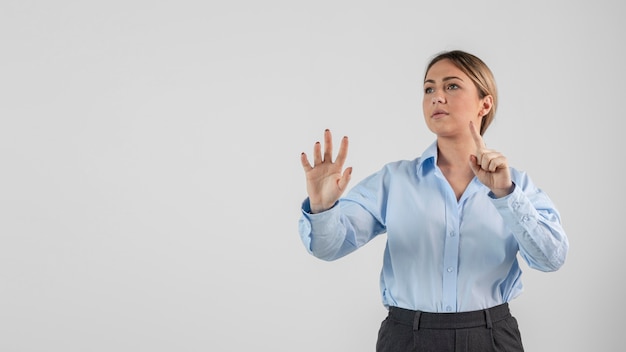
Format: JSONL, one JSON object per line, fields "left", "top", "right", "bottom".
{"left": 298, "top": 141, "right": 569, "bottom": 313}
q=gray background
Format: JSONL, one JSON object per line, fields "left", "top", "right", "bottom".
{"left": 1, "top": 0, "right": 623, "bottom": 351}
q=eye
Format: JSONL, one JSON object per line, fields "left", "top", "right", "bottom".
{"left": 424, "top": 87, "right": 434, "bottom": 94}
{"left": 446, "top": 83, "right": 459, "bottom": 90}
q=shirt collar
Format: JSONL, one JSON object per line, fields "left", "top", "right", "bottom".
{"left": 416, "top": 140, "right": 484, "bottom": 198}
{"left": 416, "top": 140, "right": 438, "bottom": 174}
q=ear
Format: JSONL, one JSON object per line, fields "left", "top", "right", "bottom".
{"left": 479, "top": 95, "right": 493, "bottom": 117}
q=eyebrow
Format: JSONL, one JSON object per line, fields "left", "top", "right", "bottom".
{"left": 424, "top": 76, "right": 464, "bottom": 85}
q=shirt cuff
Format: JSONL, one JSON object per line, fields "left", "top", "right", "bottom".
{"left": 300, "top": 198, "right": 342, "bottom": 234}
{"left": 487, "top": 182, "right": 516, "bottom": 200}
{"left": 490, "top": 184, "right": 537, "bottom": 232}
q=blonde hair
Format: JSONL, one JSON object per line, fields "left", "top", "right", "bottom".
{"left": 424, "top": 50, "right": 498, "bottom": 136}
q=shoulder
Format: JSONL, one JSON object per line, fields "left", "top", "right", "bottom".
{"left": 509, "top": 166, "right": 537, "bottom": 191}
{"left": 377, "top": 158, "right": 424, "bottom": 178}
{"left": 382, "top": 158, "right": 419, "bottom": 170}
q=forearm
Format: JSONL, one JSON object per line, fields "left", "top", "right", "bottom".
{"left": 299, "top": 200, "right": 348, "bottom": 260}
{"left": 491, "top": 185, "right": 569, "bottom": 271}
{"left": 298, "top": 198, "right": 382, "bottom": 261}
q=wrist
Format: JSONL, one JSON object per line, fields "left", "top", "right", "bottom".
{"left": 491, "top": 183, "right": 515, "bottom": 198}
{"left": 310, "top": 201, "right": 337, "bottom": 214}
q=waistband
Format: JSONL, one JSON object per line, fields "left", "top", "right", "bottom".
{"left": 388, "top": 303, "right": 511, "bottom": 330}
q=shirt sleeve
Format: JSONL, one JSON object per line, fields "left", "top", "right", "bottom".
{"left": 490, "top": 175, "right": 569, "bottom": 272}
{"left": 298, "top": 177, "right": 387, "bottom": 261}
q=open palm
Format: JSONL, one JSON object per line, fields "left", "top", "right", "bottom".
{"left": 300, "top": 129, "right": 352, "bottom": 213}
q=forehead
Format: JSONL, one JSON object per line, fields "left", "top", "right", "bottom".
{"left": 424, "top": 59, "right": 469, "bottom": 82}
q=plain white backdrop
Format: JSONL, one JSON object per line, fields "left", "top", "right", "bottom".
{"left": 1, "top": 1, "right": 623, "bottom": 351}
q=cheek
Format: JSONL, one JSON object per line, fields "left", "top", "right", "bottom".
{"left": 422, "top": 103, "right": 431, "bottom": 120}
{"left": 455, "top": 96, "right": 478, "bottom": 110}
{"left": 422, "top": 98, "right": 430, "bottom": 111}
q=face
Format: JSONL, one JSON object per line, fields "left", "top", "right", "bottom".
{"left": 422, "top": 59, "right": 491, "bottom": 138}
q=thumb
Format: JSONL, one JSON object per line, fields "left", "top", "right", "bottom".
{"left": 338, "top": 167, "right": 352, "bottom": 192}
{"left": 468, "top": 155, "right": 480, "bottom": 176}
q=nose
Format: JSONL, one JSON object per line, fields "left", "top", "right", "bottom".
{"left": 432, "top": 95, "right": 444, "bottom": 104}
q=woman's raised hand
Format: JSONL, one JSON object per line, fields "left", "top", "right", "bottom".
{"left": 300, "top": 129, "right": 352, "bottom": 213}
{"left": 468, "top": 121, "right": 514, "bottom": 198}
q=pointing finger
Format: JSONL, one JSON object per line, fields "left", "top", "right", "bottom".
{"left": 469, "top": 121, "right": 486, "bottom": 150}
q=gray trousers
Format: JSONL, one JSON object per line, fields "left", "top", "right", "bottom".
{"left": 376, "top": 303, "right": 524, "bottom": 352}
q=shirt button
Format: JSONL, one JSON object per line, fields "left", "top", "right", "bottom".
{"left": 449, "top": 231, "right": 456, "bottom": 237}
{"left": 512, "top": 201, "right": 520, "bottom": 209}
{"left": 521, "top": 215, "right": 530, "bottom": 222}
{"left": 446, "top": 306, "right": 452, "bottom": 312}
{"left": 447, "top": 267, "right": 454, "bottom": 273}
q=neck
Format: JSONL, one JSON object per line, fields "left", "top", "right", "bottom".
{"left": 436, "top": 136, "right": 474, "bottom": 169}
{"left": 435, "top": 136, "right": 476, "bottom": 201}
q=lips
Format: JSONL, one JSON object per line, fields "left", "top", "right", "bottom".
{"left": 431, "top": 109, "right": 449, "bottom": 118}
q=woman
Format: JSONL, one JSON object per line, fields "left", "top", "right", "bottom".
{"left": 298, "top": 50, "right": 568, "bottom": 352}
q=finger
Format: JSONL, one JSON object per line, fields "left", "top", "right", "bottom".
{"left": 323, "top": 129, "right": 333, "bottom": 162}
{"left": 487, "top": 155, "right": 507, "bottom": 172}
{"left": 300, "top": 152, "right": 312, "bottom": 171}
{"left": 479, "top": 151, "right": 504, "bottom": 172}
{"left": 313, "top": 141, "right": 322, "bottom": 165}
{"left": 469, "top": 121, "right": 486, "bottom": 150}
{"left": 468, "top": 154, "right": 481, "bottom": 176}
{"left": 334, "top": 136, "right": 349, "bottom": 167}
{"left": 480, "top": 151, "right": 497, "bottom": 171}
